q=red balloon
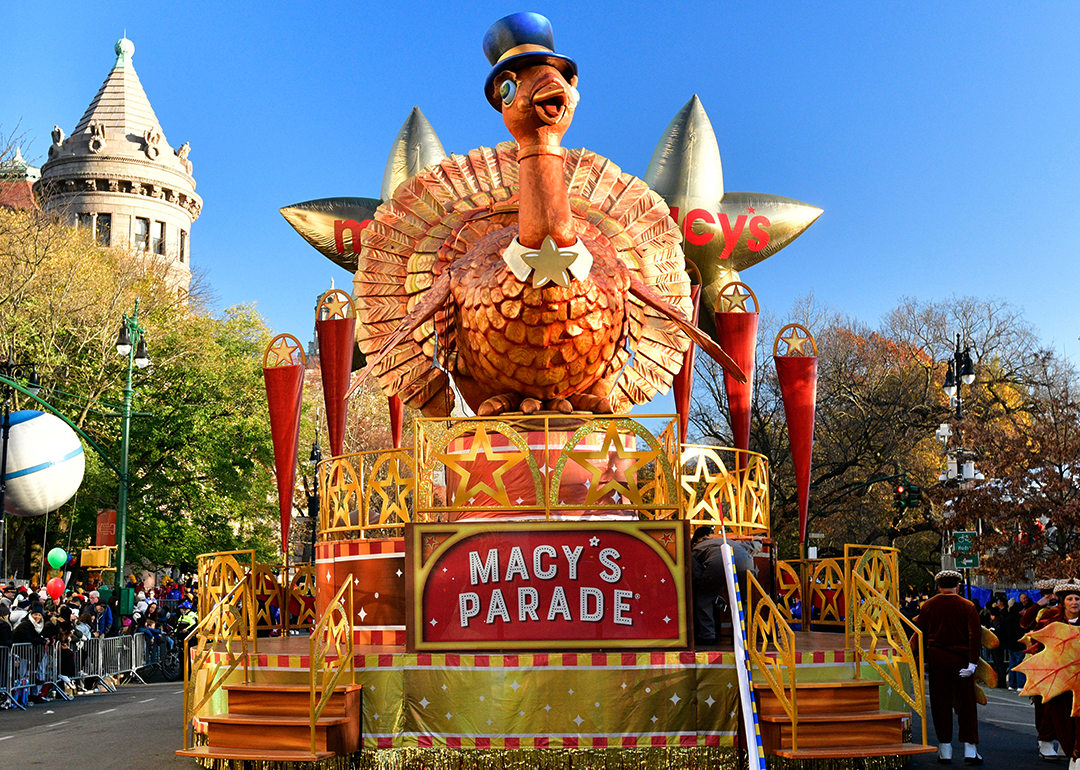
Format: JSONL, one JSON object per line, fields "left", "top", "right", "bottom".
{"left": 46, "top": 577, "right": 65, "bottom": 600}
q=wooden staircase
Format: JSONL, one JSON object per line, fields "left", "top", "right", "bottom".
{"left": 176, "top": 682, "right": 363, "bottom": 764}
{"left": 755, "top": 679, "right": 937, "bottom": 760}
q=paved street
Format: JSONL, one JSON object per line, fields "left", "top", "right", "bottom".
{"left": 0, "top": 676, "right": 1053, "bottom": 769}
{"left": 910, "top": 685, "right": 1049, "bottom": 769}
{"left": 1, "top": 680, "right": 189, "bottom": 769}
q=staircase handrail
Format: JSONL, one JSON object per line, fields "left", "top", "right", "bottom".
{"left": 851, "top": 573, "right": 928, "bottom": 746}
{"left": 309, "top": 578, "right": 356, "bottom": 755}
{"left": 843, "top": 545, "right": 900, "bottom": 643}
{"left": 745, "top": 571, "right": 799, "bottom": 752}
{"left": 182, "top": 574, "right": 254, "bottom": 750}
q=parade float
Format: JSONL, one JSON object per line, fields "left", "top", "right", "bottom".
{"left": 178, "top": 13, "right": 940, "bottom": 770}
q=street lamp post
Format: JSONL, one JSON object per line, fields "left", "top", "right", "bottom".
{"left": 0, "top": 357, "right": 40, "bottom": 578}
{"left": 942, "top": 333, "right": 975, "bottom": 420}
{"left": 940, "top": 333, "right": 979, "bottom": 597}
{"left": 113, "top": 300, "right": 151, "bottom": 599}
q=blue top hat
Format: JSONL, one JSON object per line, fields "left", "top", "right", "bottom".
{"left": 482, "top": 12, "right": 578, "bottom": 110}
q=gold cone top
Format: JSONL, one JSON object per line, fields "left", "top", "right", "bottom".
{"left": 644, "top": 94, "right": 723, "bottom": 204}
{"left": 381, "top": 106, "right": 448, "bottom": 201}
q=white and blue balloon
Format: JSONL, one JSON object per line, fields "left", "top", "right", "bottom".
{"left": 3, "top": 410, "right": 85, "bottom": 517}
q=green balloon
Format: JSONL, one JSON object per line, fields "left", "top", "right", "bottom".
{"left": 47, "top": 547, "right": 67, "bottom": 570}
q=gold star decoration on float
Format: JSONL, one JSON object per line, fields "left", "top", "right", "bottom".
{"left": 437, "top": 424, "right": 528, "bottom": 508}
{"left": 773, "top": 323, "right": 817, "bottom": 357}
{"left": 521, "top": 235, "right": 578, "bottom": 288}
{"left": 716, "top": 282, "right": 757, "bottom": 314}
{"left": 680, "top": 449, "right": 728, "bottom": 523}
{"left": 264, "top": 333, "right": 304, "bottom": 367}
{"left": 562, "top": 422, "right": 659, "bottom": 507}
{"left": 369, "top": 454, "right": 414, "bottom": 526}
{"left": 318, "top": 288, "right": 354, "bottom": 320}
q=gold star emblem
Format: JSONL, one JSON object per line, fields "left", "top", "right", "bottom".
{"left": 521, "top": 236, "right": 577, "bottom": 288}
{"left": 319, "top": 289, "right": 353, "bottom": 320}
{"left": 681, "top": 449, "right": 726, "bottom": 523}
{"left": 370, "top": 454, "right": 415, "bottom": 526}
{"left": 775, "top": 324, "right": 816, "bottom": 357}
{"left": 438, "top": 424, "right": 529, "bottom": 508}
{"left": 563, "top": 422, "right": 659, "bottom": 506}
{"left": 265, "top": 334, "right": 302, "bottom": 367}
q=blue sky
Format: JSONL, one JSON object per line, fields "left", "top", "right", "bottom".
{"left": 6, "top": 0, "right": 1080, "bottom": 378}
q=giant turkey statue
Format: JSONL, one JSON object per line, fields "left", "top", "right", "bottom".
{"left": 349, "top": 12, "right": 744, "bottom": 417}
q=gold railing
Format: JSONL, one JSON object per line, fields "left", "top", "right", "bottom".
{"left": 680, "top": 445, "right": 770, "bottom": 535}
{"left": 745, "top": 571, "right": 799, "bottom": 752}
{"left": 414, "top": 415, "right": 681, "bottom": 523}
{"left": 309, "top": 579, "right": 356, "bottom": 754}
{"left": 775, "top": 546, "right": 899, "bottom": 634}
{"left": 851, "top": 573, "right": 927, "bottom": 746}
{"left": 844, "top": 545, "right": 899, "bottom": 635}
{"left": 320, "top": 447, "right": 416, "bottom": 539}
{"left": 198, "top": 550, "right": 317, "bottom": 634}
{"left": 317, "top": 415, "right": 771, "bottom": 539}
{"left": 198, "top": 550, "right": 255, "bottom": 621}
{"left": 183, "top": 575, "right": 255, "bottom": 750}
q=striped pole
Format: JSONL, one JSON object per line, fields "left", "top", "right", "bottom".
{"left": 721, "top": 542, "right": 766, "bottom": 770}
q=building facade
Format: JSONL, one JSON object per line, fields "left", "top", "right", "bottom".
{"left": 35, "top": 38, "right": 200, "bottom": 293}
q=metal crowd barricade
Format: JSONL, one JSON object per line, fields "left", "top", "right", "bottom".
{"left": 7, "top": 641, "right": 71, "bottom": 703}
{"left": 70, "top": 635, "right": 150, "bottom": 693}
{"left": 0, "top": 645, "right": 18, "bottom": 709}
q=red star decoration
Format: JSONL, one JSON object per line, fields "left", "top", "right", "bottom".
{"left": 747, "top": 206, "right": 755, "bottom": 214}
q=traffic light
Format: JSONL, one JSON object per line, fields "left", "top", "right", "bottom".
{"left": 893, "top": 484, "right": 906, "bottom": 509}
{"left": 905, "top": 484, "right": 922, "bottom": 509}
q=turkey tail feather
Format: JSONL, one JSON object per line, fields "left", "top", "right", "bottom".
{"left": 628, "top": 276, "right": 747, "bottom": 384}
{"left": 346, "top": 271, "right": 454, "bottom": 399}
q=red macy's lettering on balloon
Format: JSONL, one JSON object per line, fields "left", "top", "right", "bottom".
{"left": 334, "top": 219, "right": 372, "bottom": 254}
{"left": 668, "top": 207, "right": 771, "bottom": 257}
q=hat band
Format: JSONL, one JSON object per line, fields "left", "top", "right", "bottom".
{"left": 497, "top": 44, "right": 555, "bottom": 64}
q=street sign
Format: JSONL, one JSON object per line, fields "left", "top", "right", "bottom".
{"left": 955, "top": 554, "right": 979, "bottom": 569}
{"left": 953, "top": 530, "right": 977, "bottom": 554}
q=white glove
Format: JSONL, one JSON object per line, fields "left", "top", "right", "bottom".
{"left": 959, "top": 663, "right": 976, "bottom": 678}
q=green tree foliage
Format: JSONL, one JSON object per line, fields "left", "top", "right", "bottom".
{"left": 0, "top": 205, "right": 279, "bottom": 577}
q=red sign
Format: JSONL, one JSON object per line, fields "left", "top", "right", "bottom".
{"left": 407, "top": 521, "right": 688, "bottom": 651}
{"left": 96, "top": 509, "right": 116, "bottom": 547}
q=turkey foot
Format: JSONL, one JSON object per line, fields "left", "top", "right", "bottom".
{"left": 477, "top": 393, "right": 524, "bottom": 416}
{"left": 568, "top": 394, "right": 613, "bottom": 414}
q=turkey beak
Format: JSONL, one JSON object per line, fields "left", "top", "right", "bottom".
{"left": 532, "top": 80, "right": 569, "bottom": 126}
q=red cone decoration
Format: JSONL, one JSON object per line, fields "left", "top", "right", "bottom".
{"left": 672, "top": 285, "right": 702, "bottom": 445}
{"left": 714, "top": 283, "right": 759, "bottom": 461}
{"left": 389, "top": 395, "right": 404, "bottom": 449}
{"left": 263, "top": 334, "right": 306, "bottom": 555}
{"left": 315, "top": 289, "right": 356, "bottom": 457}
{"left": 773, "top": 324, "right": 818, "bottom": 547}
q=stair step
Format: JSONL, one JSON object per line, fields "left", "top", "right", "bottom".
{"left": 759, "top": 709, "right": 909, "bottom": 724}
{"left": 223, "top": 683, "right": 363, "bottom": 693}
{"left": 202, "top": 714, "right": 351, "bottom": 726}
{"left": 772, "top": 743, "right": 938, "bottom": 759}
{"left": 176, "top": 746, "right": 334, "bottom": 762}
{"left": 754, "top": 679, "right": 883, "bottom": 716}
{"left": 224, "top": 682, "right": 362, "bottom": 717}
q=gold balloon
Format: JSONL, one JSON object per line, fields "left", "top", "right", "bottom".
{"left": 645, "top": 95, "right": 822, "bottom": 338}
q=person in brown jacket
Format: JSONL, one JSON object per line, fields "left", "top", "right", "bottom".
{"left": 1024, "top": 583, "right": 1080, "bottom": 766}
{"left": 1021, "top": 578, "right": 1067, "bottom": 761}
{"left": 916, "top": 569, "right": 982, "bottom": 765}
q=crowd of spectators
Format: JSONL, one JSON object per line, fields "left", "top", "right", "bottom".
{"left": 0, "top": 576, "right": 198, "bottom": 707}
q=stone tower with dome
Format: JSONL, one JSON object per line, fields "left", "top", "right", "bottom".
{"left": 35, "top": 37, "right": 201, "bottom": 294}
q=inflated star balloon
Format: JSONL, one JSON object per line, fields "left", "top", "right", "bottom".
{"left": 1015, "top": 623, "right": 1080, "bottom": 715}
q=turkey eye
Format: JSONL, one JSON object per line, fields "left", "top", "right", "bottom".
{"left": 500, "top": 79, "right": 517, "bottom": 106}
